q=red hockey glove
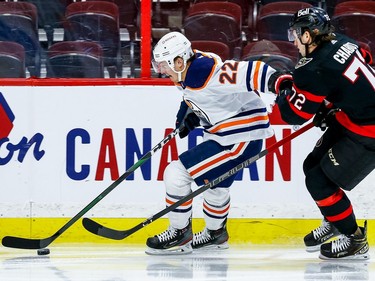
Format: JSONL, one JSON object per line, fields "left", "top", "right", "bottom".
{"left": 268, "top": 71, "right": 293, "bottom": 95}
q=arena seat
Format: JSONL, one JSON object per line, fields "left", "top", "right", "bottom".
{"left": 183, "top": 1, "right": 243, "bottom": 59}
{"left": 191, "top": 40, "right": 231, "bottom": 61}
{"left": 20, "top": 0, "right": 70, "bottom": 46}
{"left": 242, "top": 39, "right": 298, "bottom": 72}
{"left": 191, "top": 0, "right": 252, "bottom": 26}
{"left": 0, "top": 41, "right": 26, "bottom": 78}
{"left": 64, "top": 1, "right": 122, "bottom": 77}
{"left": 0, "top": 1, "right": 41, "bottom": 77}
{"left": 332, "top": 0, "right": 375, "bottom": 59}
{"left": 255, "top": 1, "right": 313, "bottom": 41}
{"left": 46, "top": 41, "right": 104, "bottom": 78}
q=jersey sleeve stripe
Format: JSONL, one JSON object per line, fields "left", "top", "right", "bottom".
{"left": 246, "top": 61, "right": 254, "bottom": 92}
{"left": 294, "top": 85, "right": 326, "bottom": 103}
{"left": 260, "top": 64, "right": 269, "bottom": 93}
{"left": 253, "top": 61, "right": 261, "bottom": 90}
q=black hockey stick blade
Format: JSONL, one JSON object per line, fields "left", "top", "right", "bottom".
{"left": 2, "top": 236, "right": 53, "bottom": 250}
{"left": 83, "top": 122, "right": 314, "bottom": 240}
{"left": 2, "top": 127, "right": 181, "bottom": 250}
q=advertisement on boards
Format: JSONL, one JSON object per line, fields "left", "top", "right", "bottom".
{"left": 0, "top": 86, "right": 374, "bottom": 219}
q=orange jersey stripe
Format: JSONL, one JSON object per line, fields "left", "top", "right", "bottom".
{"left": 209, "top": 115, "right": 269, "bottom": 133}
{"left": 190, "top": 142, "right": 246, "bottom": 176}
{"left": 253, "top": 61, "right": 261, "bottom": 90}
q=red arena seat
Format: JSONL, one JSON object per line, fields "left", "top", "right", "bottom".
{"left": 64, "top": 1, "right": 122, "bottom": 77}
{"left": 46, "top": 41, "right": 104, "bottom": 78}
{"left": 0, "top": 41, "right": 26, "bottom": 78}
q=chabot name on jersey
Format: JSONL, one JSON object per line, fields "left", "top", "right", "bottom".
{"left": 333, "top": 42, "right": 358, "bottom": 64}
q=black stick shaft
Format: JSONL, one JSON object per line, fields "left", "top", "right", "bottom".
{"left": 83, "top": 122, "right": 314, "bottom": 240}
{"left": 2, "top": 127, "right": 181, "bottom": 249}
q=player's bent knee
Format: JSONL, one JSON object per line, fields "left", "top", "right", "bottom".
{"left": 164, "top": 160, "right": 193, "bottom": 195}
{"left": 303, "top": 153, "right": 318, "bottom": 175}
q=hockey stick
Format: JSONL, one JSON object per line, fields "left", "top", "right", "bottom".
{"left": 2, "top": 127, "right": 181, "bottom": 250}
{"left": 82, "top": 122, "right": 315, "bottom": 240}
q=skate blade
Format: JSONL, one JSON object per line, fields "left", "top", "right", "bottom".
{"left": 319, "top": 253, "right": 370, "bottom": 261}
{"left": 306, "top": 245, "right": 320, "bottom": 253}
{"left": 145, "top": 244, "right": 193, "bottom": 256}
{"left": 193, "top": 242, "right": 229, "bottom": 251}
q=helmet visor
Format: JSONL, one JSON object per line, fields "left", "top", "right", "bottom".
{"left": 152, "top": 60, "right": 172, "bottom": 74}
{"left": 288, "top": 28, "right": 299, "bottom": 42}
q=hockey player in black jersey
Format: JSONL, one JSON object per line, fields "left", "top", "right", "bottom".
{"left": 271, "top": 7, "right": 375, "bottom": 260}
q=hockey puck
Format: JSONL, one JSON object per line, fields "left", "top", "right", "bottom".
{"left": 37, "top": 248, "right": 50, "bottom": 256}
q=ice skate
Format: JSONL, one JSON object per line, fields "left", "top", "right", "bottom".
{"left": 304, "top": 219, "right": 341, "bottom": 252}
{"left": 192, "top": 223, "right": 229, "bottom": 250}
{"left": 319, "top": 221, "right": 370, "bottom": 260}
{"left": 145, "top": 220, "right": 193, "bottom": 255}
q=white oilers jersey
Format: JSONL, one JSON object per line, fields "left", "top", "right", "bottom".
{"left": 180, "top": 50, "right": 277, "bottom": 146}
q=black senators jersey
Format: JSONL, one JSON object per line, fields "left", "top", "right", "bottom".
{"left": 278, "top": 33, "right": 375, "bottom": 138}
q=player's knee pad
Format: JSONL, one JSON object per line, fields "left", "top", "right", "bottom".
{"left": 164, "top": 159, "right": 193, "bottom": 196}
{"left": 305, "top": 165, "right": 337, "bottom": 200}
{"left": 320, "top": 137, "right": 375, "bottom": 191}
{"left": 303, "top": 153, "right": 319, "bottom": 175}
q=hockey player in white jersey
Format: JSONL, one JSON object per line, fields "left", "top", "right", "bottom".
{"left": 146, "top": 31, "right": 278, "bottom": 255}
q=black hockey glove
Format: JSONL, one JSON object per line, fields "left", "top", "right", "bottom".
{"left": 313, "top": 102, "right": 337, "bottom": 131}
{"left": 175, "top": 100, "right": 189, "bottom": 129}
{"left": 179, "top": 113, "right": 200, "bottom": 139}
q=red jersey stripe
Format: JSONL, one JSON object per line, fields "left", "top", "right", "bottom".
{"left": 336, "top": 111, "right": 375, "bottom": 138}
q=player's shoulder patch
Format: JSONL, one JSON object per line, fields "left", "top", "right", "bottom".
{"left": 184, "top": 55, "right": 217, "bottom": 89}
{"left": 295, "top": 57, "right": 313, "bottom": 69}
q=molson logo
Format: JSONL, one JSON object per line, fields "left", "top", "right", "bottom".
{"left": 0, "top": 92, "right": 45, "bottom": 165}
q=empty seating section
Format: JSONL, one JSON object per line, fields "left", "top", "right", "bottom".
{"left": 183, "top": 2, "right": 243, "bottom": 58}
{"left": 0, "top": 1, "right": 41, "bottom": 77}
{"left": 256, "top": 2, "right": 313, "bottom": 41}
{"left": 332, "top": 1, "right": 375, "bottom": 60}
{"left": 19, "top": 0, "right": 70, "bottom": 46}
{"left": 64, "top": 1, "right": 122, "bottom": 77}
{"left": 242, "top": 40, "right": 298, "bottom": 71}
{"left": 0, "top": 0, "right": 373, "bottom": 78}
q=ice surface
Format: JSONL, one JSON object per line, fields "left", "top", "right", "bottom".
{"left": 0, "top": 244, "right": 374, "bottom": 281}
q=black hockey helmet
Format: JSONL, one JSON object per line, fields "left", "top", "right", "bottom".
{"left": 288, "top": 7, "right": 332, "bottom": 41}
